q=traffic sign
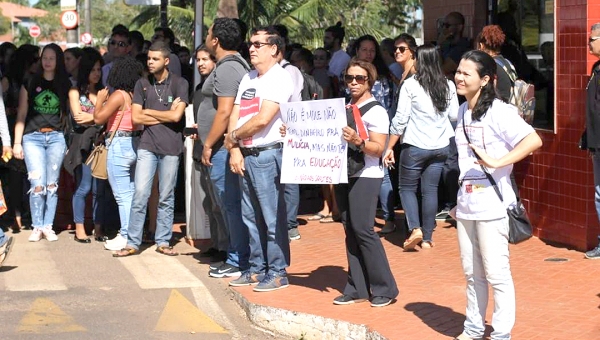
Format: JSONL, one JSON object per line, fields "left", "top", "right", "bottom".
{"left": 29, "top": 25, "right": 41, "bottom": 38}
{"left": 80, "top": 32, "right": 92, "bottom": 45}
{"left": 61, "top": 11, "right": 79, "bottom": 30}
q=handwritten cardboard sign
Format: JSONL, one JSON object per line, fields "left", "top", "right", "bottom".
{"left": 280, "top": 98, "right": 348, "bottom": 184}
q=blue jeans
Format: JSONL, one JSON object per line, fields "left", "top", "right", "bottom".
{"left": 240, "top": 148, "right": 289, "bottom": 275}
{"left": 22, "top": 131, "right": 66, "bottom": 229}
{"left": 72, "top": 164, "right": 99, "bottom": 224}
{"left": 379, "top": 167, "right": 395, "bottom": 221}
{"left": 285, "top": 184, "right": 299, "bottom": 229}
{"left": 127, "top": 148, "right": 179, "bottom": 249}
{"left": 399, "top": 144, "right": 449, "bottom": 242}
{"left": 0, "top": 228, "right": 6, "bottom": 248}
{"left": 107, "top": 136, "right": 138, "bottom": 238}
{"left": 207, "top": 147, "right": 249, "bottom": 270}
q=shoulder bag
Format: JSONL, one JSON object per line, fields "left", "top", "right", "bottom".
{"left": 85, "top": 92, "right": 126, "bottom": 179}
{"left": 461, "top": 110, "right": 533, "bottom": 244}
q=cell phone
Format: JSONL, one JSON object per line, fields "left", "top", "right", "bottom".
{"left": 183, "top": 127, "right": 197, "bottom": 136}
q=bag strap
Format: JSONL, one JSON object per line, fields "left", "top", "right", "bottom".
{"left": 495, "top": 57, "right": 517, "bottom": 84}
{"left": 460, "top": 104, "right": 505, "bottom": 203}
{"left": 106, "top": 91, "right": 127, "bottom": 145}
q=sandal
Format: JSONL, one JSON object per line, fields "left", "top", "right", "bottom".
{"left": 156, "top": 246, "right": 178, "bottom": 256}
{"left": 320, "top": 215, "right": 335, "bottom": 223}
{"left": 112, "top": 248, "right": 137, "bottom": 257}
{"left": 307, "top": 213, "right": 326, "bottom": 221}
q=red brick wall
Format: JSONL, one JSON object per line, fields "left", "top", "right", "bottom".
{"left": 424, "top": 0, "right": 598, "bottom": 250}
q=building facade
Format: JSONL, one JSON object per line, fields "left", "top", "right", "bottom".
{"left": 423, "top": 0, "right": 596, "bottom": 250}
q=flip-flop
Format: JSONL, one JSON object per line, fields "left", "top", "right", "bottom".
{"left": 112, "top": 248, "right": 137, "bottom": 257}
{"left": 307, "top": 213, "right": 326, "bottom": 221}
{"left": 320, "top": 215, "right": 335, "bottom": 223}
{"left": 156, "top": 246, "right": 179, "bottom": 256}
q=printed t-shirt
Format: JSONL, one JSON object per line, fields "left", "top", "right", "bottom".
{"left": 133, "top": 72, "right": 189, "bottom": 156}
{"left": 352, "top": 97, "right": 389, "bottom": 179}
{"left": 455, "top": 100, "right": 534, "bottom": 220}
{"left": 24, "top": 78, "right": 62, "bottom": 134}
{"left": 234, "top": 64, "right": 293, "bottom": 148}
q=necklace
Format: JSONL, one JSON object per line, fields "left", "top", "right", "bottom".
{"left": 153, "top": 75, "right": 170, "bottom": 105}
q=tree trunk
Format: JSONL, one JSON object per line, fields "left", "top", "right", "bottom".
{"left": 217, "top": 0, "right": 238, "bottom": 18}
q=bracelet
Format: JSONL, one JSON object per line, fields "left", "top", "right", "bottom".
{"left": 231, "top": 129, "right": 240, "bottom": 142}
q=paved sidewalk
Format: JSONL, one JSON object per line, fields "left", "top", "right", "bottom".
{"left": 223, "top": 215, "right": 600, "bottom": 339}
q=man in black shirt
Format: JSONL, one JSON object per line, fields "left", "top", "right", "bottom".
{"left": 113, "top": 41, "right": 189, "bottom": 257}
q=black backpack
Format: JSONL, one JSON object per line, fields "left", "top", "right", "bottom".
{"left": 346, "top": 101, "right": 382, "bottom": 176}
{"left": 282, "top": 63, "right": 324, "bottom": 100}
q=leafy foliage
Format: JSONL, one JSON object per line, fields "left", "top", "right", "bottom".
{"left": 0, "top": 8, "right": 11, "bottom": 36}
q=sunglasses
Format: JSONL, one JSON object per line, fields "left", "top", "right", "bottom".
{"left": 249, "top": 41, "right": 273, "bottom": 49}
{"left": 109, "top": 40, "right": 128, "bottom": 48}
{"left": 395, "top": 46, "right": 410, "bottom": 53}
{"left": 589, "top": 36, "right": 600, "bottom": 43}
{"left": 344, "top": 74, "right": 368, "bottom": 84}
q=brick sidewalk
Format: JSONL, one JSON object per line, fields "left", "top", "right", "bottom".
{"left": 226, "top": 215, "right": 600, "bottom": 339}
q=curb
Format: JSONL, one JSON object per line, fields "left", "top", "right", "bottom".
{"left": 230, "top": 288, "right": 388, "bottom": 340}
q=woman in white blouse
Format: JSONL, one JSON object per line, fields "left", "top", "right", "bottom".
{"left": 384, "top": 44, "right": 459, "bottom": 250}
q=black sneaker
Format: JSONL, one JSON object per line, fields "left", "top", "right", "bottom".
{"left": 585, "top": 246, "right": 600, "bottom": 259}
{"left": 209, "top": 261, "right": 224, "bottom": 270}
{"left": 370, "top": 296, "right": 392, "bottom": 307}
{"left": 209, "top": 263, "right": 241, "bottom": 278}
{"left": 333, "top": 294, "right": 366, "bottom": 305}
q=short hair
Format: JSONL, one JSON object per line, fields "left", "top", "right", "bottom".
{"left": 111, "top": 28, "right": 131, "bottom": 44}
{"left": 592, "top": 23, "right": 600, "bottom": 32}
{"left": 155, "top": 27, "right": 176, "bottom": 47}
{"left": 446, "top": 12, "right": 465, "bottom": 25}
{"left": 112, "top": 24, "right": 128, "bottom": 34}
{"left": 65, "top": 47, "right": 83, "bottom": 60}
{"left": 212, "top": 18, "right": 243, "bottom": 51}
{"left": 195, "top": 44, "right": 216, "bottom": 62}
{"left": 149, "top": 41, "right": 171, "bottom": 59}
{"left": 129, "top": 30, "right": 145, "bottom": 54}
{"left": 250, "top": 26, "right": 285, "bottom": 55}
{"left": 476, "top": 25, "right": 506, "bottom": 54}
{"left": 107, "top": 56, "right": 143, "bottom": 92}
{"left": 325, "top": 22, "right": 346, "bottom": 43}
{"left": 272, "top": 24, "right": 289, "bottom": 45}
{"left": 345, "top": 58, "right": 377, "bottom": 89}
{"left": 314, "top": 47, "right": 330, "bottom": 60}
{"left": 294, "top": 48, "right": 314, "bottom": 68}
{"left": 379, "top": 38, "right": 396, "bottom": 58}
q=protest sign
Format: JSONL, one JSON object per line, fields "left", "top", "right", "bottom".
{"left": 280, "top": 98, "right": 348, "bottom": 184}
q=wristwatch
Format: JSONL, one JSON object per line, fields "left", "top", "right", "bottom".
{"left": 231, "top": 129, "right": 240, "bottom": 142}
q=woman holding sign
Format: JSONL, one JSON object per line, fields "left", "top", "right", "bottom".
{"left": 334, "top": 58, "right": 398, "bottom": 308}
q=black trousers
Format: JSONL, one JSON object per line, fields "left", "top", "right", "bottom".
{"left": 336, "top": 177, "right": 399, "bottom": 300}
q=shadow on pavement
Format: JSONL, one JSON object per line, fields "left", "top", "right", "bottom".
{"left": 288, "top": 265, "right": 346, "bottom": 293}
{"left": 404, "top": 302, "right": 467, "bottom": 337}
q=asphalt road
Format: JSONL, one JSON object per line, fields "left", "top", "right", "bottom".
{"left": 0, "top": 229, "right": 289, "bottom": 340}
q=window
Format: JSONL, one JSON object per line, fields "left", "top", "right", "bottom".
{"left": 494, "top": 0, "right": 554, "bottom": 131}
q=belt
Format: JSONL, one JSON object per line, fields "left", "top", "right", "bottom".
{"left": 240, "top": 142, "right": 283, "bottom": 157}
{"left": 108, "top": 130, "right": 142, "bottom": 138}
{"left": 38, "top": 127, "right": 57, "bottom": 133}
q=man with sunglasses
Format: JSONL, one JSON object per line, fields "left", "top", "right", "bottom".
{"left": 437, "top": 11, "right": 470, "bottom": 79}
{"left": 224, "top": 26, "right": 293, "bottom": 291}
{"left": 151, "top": 27, "right": 182, "bottom": 77}
{"left": 585, "top": 23, "right": 600, "bottom": 259}
{"left": 102, "top": 28, "right": 132, "bottom": 86}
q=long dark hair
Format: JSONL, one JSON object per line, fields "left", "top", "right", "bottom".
{"left": 33, "top": 44, "right": 71, "bottom": 118}
{"left": 5, "top": 44, "right": 39, "bottom": 89}
{"left": 352, "top": 35, "right": 391, "bottom": 79}
{"left": 76, "top": 48, "right": 104, "bottom": 94}
{"left": 415, "top": 44, "right": 450, "bottom": 113}
{"left": 460, "top": 50, "right": 498, "bottom": 121}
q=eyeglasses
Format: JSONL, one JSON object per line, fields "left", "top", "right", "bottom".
{"left": 249, "top": 41, "right": 273, "bottom": 49}
{"left": 109, "top": 40, "right": 128, "bottom": 48}
{"left": 589, "top": 36, "right": 600, "bottom": 43}
{"left": 395, "top": 46, "right": 410, "bottom": 53}
{"left": 344, "top": 74, "right": 368, "bottom": 84}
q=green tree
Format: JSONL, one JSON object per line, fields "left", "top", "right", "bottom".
{"left": 5, "top": 0, "right": 29, "bottom": 6}
{"left": 0, "top": 9, "right": 11, "bottom": 36}
{"left": 33, "top": 0, "right": 59, "bottom": 10}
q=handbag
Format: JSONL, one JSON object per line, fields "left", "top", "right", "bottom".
{"left": 461, "top": 110, "right": 533, "bottom": 244}
{"left": 85, "top": 101, "right": 125, "bottom": 179}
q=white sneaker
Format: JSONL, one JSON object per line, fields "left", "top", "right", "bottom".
{"left": 41, "top": 227, "right": 58, "bottom": 242}
{"left": 28, "top": 229, "right": 43, "bottom": 242}
{"left": 104, "top": 234, "right": 127, "bottom": 251}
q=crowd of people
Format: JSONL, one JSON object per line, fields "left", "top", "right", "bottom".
{"left": 0, "top": 10, "right": 564, "bottom": 339}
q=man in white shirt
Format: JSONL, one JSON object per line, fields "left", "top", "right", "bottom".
{"left": 224, "top": 27, "right": 293, "bottom": 291}
{"left": 324, "top": 22, "right": 351, "bottom": 80}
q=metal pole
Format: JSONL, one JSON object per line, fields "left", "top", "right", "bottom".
{"left": 84, "top": 0, "right": 91, "bottom": 35}
{"left": 194, "top": 0, "right": 204, "bottom": 88}
{"left": 160, "top": 0, "right": 168, "bottom": 27}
